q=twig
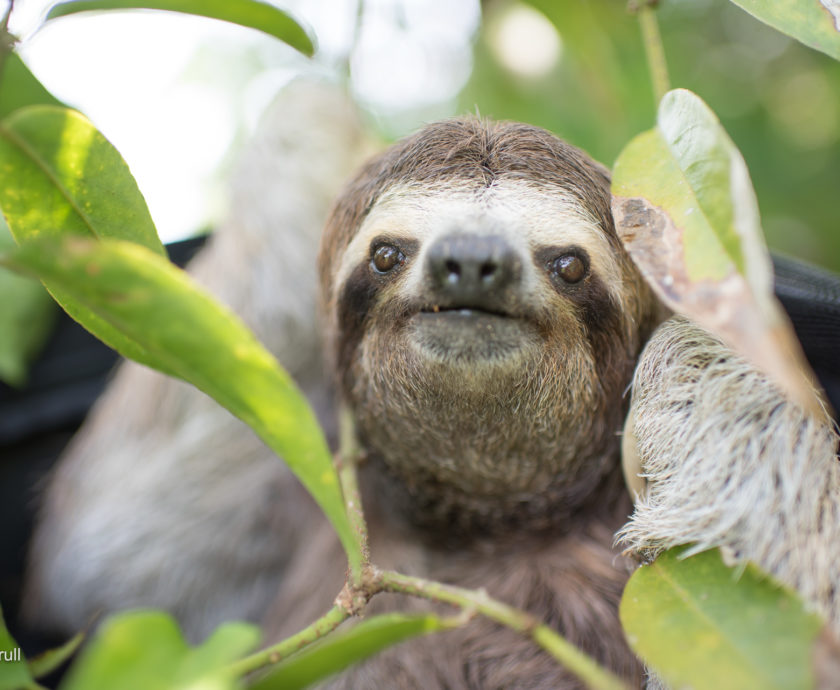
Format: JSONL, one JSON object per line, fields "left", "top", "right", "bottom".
{"left": 0, "top": 0, "right": 18, "bottom": 83}
{"left": 336, "top": 403, "right": 369, "bottom": 584}
{"left": 225, "top": 604, "right": 350, "bottom": 679}
{"left": 376, "top": 569, "right": 630, "bottom": 690}
{"left": 0, "top": 0, "right": 14, "bottom": 32}
{"left": 632, "top": 1, "right": 670, "bottom": 108}
{"left": 231, "top": 412, "right": 628, "bottom": 688}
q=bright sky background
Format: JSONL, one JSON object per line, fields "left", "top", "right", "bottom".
{"left": 6, "top": 0, "right": 481, "bottom": 242}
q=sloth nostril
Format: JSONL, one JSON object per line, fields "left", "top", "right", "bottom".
{"left": 480, "top": 261, "right": 497, "bottom": 282}
{"left": 445, "top": 260, "right": 461, "bottom": 282}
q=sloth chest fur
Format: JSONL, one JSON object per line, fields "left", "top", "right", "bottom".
{"left": 266, "top": 490, "right": 643, "bottom": 689}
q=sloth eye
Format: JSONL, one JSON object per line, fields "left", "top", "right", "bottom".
{"left": 371, "top": 243, "right": 405, "bottom": 273}
{"left": 548, "top": 254, "right": 587, "bottom": 284}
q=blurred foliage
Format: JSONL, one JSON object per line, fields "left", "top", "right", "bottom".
{"left": 460, "top": 0, "right": 840, "bottom": 272}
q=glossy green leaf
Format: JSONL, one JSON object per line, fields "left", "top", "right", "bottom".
{"left": 61, "top": 611, "right": 259, "bottom": 690}
{"left": 0, "top": 219, "right": 56, "bottom": 386}
{"left": 0, "top": 104, "right": 177, "bottom": 373}
{"left": 251, "top": 614, "right": 455, "bottom": 690}
{"left": 28, "top": 632, "right": 84, "bottom": 679}
{"left": 0, "top": 604, "right": 33, "bottom": 690}
{"left": 0, "top": 106, "right": 164, "bottom": 254}
{"left": 0, "top": 64, "right": 66, "bottom": 385}
{"left": 611, "top": 88, "right": 825, "bottom": 419}
{"left": 47, "top": 0, "right": 315, "bottom": 56}
{"left": 729, "top": 0, "right": 840, "bottom": 61}
{"left": 0, "top": 53, "right": 64, "bottom": 119}
{"left": 0, "top": 236, "right": 362, "bottom": 572}
{"left": 621, "top": 547, "right": 824, "bottom": 690}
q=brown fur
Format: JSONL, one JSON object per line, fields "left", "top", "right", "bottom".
{"left": 319, "top": 119, "right": 657, "bottom": 533}
{"left": 265, "top": 488, "right": 643, "bottom": 689}
{"left": 300, "top": 119, "right": 661, "bottom": 685}
{"left": 318, "top": 119, "right": 623, "bottom": 298}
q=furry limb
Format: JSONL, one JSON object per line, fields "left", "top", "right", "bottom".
{"left": 618, "top": 316, "right": 840, "bottom": 634}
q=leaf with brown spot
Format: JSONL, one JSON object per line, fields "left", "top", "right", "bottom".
{"left": 612, "top": 88, "right": 827, "bottom": 420}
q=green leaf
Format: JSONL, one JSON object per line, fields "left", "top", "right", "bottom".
{"left": 0, "top": 104, "right": 175, "bottom": 374}
{"left": 0, "top": 219, "right": 56, "bottom": 386}
{"left": 46, "top": 0, "right": 315, "bottom": 56}
{"left": 611, "top": 88, "right": 826, "bottom": 419}
{"left": 0, "top": 106, "right": 164, "bottom": 254}
{"left": 728, "top": 1, "right": 840, "bottom": 62}
{"left": 28, "top": 632, "right": 84, "bottom": 680}
{"left": 620, "top": 547, "right": 825, "bottom": 690}
{"left": 61, "top": 611, "right": 260, "bottom": 690}
{"left": 0, "top": 54, "right": 64, "bottom": 119}
{"left": 250, "top": 614, "right": 455, "bottom": 690}
{"left": 0, "top": 604, "right": 33, "bottom": 690}
{"left": 613, "top": 89, "right": 753, "bottom": 283}
{"left": 1, "top": 236, "right": 362, "bottom": 573}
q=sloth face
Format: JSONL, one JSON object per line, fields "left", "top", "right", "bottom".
{"left": 335, "top": 181, "right": 629, "bottom": 374}
{"left": 319, "top": 120, "right": 657, "bottom": 531}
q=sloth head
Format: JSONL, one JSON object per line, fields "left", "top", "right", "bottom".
{"left": 319, "top": 119, "right": 658, "bottom": 534}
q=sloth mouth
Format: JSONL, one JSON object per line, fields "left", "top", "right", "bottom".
{"left": 419, "top": 305, "right": 512, "bottom": 319}
{"left": 409, "top": 306, "right": 536, "bottom": 365}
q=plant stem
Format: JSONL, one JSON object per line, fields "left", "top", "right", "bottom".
{"left": 636, "top": 2, "right": 670, "bottom": 108}
{"left": 225, "top": 604, "right": 350, "bottom": 679}
{"left": 0, "top": 0, "right": 17, "bottom": 83}
{"left": 0, "top": 0, "right": 14, "bottom": 33}
{"left": 376, "top": 569, "right": 629, "bottom": 690}
{"left": 337, "top": 404, "right": 369, "bottom": 584}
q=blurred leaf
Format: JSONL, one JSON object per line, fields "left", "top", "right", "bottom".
{"left": 461, "top": 1, "right": 653, "bottom": 166}
{"left": 0, "top": 605, "right": 33, "bottom": 690}
{"left": 28, "top": 632, "right": 84, "bottom": 679}
{"left": 620, "top": 547, "right": 825, "bottom": 690}
{"left": 0, "top": 220, "right": 56, "bottom": 386}
{"left": 728, "top": 1, "right": 840, "bottom": 61}
{"left": 61, "top": 611, "right": 259, "bottom": 690}
{"left": 0, "top": 54, "right": 64, "bottom": 119}
{"left": 47, "top": 0, "right": 315, "bottom": 56}
{"left": 0, "top": 237, "right": 363, "bottom": 573}
{"left": 250, "top": 614, "right": 456, "bottom": 690}
{"left": 612, "top": 88, "right": 826, "bottom": 419}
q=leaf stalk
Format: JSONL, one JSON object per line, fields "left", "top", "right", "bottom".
{"left": 633, "top": 1, "right": 670, "bottom": 108}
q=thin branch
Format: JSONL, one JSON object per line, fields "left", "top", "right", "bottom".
{"left": 634, "top": 2, "right": 670, "bottom": 108}
{"left": 0, "top": 0, "right": 18, "bottom": 83}
{"left": 231, "top": 412, "right": 627, "bottom": 688}
{"left": 337, "top": 403, "right": 369, "bottom": 584}
{"left": 376, "top": 569, "right": 630, "bottom": 690}
{"left": 338, "top": 0, "right": 364, "bottom": 84}
{"left": 0, "top": 0, "right": 14, "bottom": 32}
{"left": 225, "top": 604, "right": 350, "bottom": 679}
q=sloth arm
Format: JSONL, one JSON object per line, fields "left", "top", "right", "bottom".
{"left": 618, "top": 315, "right": 840, "bottom": 635}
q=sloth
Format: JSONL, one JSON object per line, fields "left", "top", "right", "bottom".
{"left": 24, "top": 86, "right": 840, "bottom": 689}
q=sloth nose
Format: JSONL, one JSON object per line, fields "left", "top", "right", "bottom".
{"left": 426, "top": 234, "right": 521, "bottom": 305}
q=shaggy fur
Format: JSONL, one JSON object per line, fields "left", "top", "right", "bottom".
{"left": 264, "top": 494, "right": 644, "bottom": 689}
{"left": 618, "top": 316, "right": 840, "bottom": 634}
{"left": 299, "top": 118, "right": 662, "bottom": 684}
{"left": 319, "top": 120, "right": 659, "bottom": 535}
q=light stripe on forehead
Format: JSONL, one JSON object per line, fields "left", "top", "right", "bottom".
{"left": 334, "top": 179, "right": 626, "bottom": 304}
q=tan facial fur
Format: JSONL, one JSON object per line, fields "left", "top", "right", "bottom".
{"left": 319, "top": 118, "right": 658, "bottom": 533}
